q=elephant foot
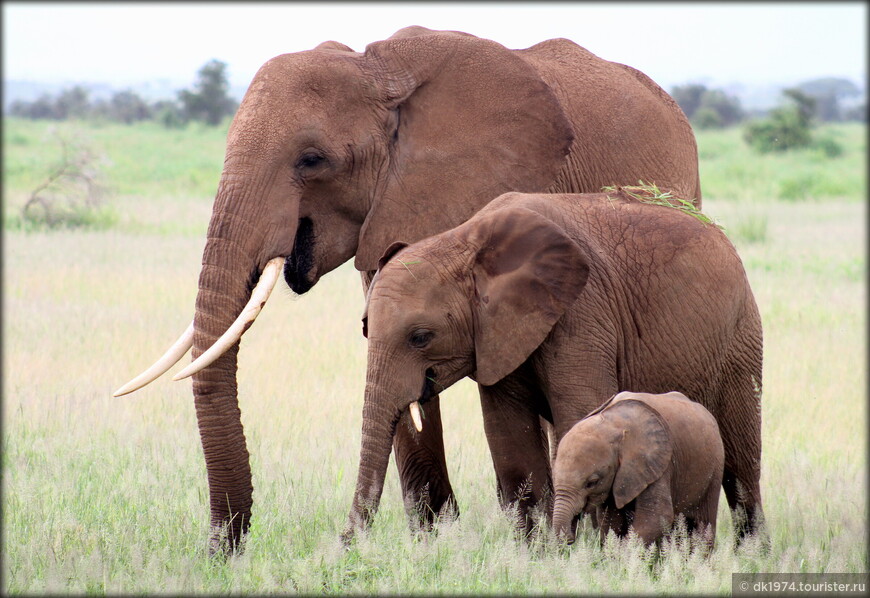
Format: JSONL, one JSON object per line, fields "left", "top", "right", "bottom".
{"left": 404, "top": 485, "right": 459, "bottom": 533}
{"left": 207, "top": 514, "right": 250, "bottom": 558}
{"left": 731, "top": 503, "right": 767, "bottom": 546}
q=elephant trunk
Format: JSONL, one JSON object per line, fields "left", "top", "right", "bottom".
{"left": 552, "top": 493, "right": 583, "bottom": 544}
{"left": 190, "top": 172, "right": 299, "bottom": 555}
{"left": 343, "top": 379, "right": 403, "bottom": 542}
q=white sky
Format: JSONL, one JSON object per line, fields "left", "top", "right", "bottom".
{"left": 3, "top": 2, "right": 866, "bottom": 91}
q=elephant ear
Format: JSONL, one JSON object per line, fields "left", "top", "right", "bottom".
{"left": 610, "top": 400, "right": 674, "bottom": 510}
{"left": 462, "top": 206, "right": 589, "bottom": 386}
{"left": 354, "top": 29, "right": 574, "bottom": 271}
{"left": 362, "top": 241, "right": 410, "bottom": 338}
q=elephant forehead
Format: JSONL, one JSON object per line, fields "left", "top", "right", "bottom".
{"left": 560, "top": 421, "right": 614, "bottom": 457}
{"left": 258, "top": 51, "right": 363, "bottom": 87}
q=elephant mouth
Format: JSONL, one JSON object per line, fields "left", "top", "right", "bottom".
{"left": 419, "top": 368, "right": 437, "bottom": 405}
{"left": 284, "top": 217, "right": 317, "bottom": 294}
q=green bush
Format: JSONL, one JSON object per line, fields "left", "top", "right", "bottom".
{"left": 744, "top": 107, "right": 812, "bottom": 152}
{"left": 693, "top": 107, "right": 723, "bottom": 129}
{"left": 13, "top": 127, "right": 118, "bottom": 231}
{"left": 744, "top": 88, "right": 816, "bottom": 153}
{"left": 810, "top": 133, "right": 844, "bottom": 158}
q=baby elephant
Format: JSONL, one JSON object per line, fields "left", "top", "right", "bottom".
{"left": 343, "top": 189, "right": 762, "bottom": 542}
{"left": 552, "top": 391, "right": 724, "bottom": 548}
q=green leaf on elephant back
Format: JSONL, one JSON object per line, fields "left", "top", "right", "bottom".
{"left": 602, "top": 181, "right": 724, "bottom": 230}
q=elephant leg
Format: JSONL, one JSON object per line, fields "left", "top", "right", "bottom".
{"left": 392, "top": 394, "right": 457, "bottom": 531}
{"left": 631, "top": 478, "right": 674, "bottom": 546}
{"left": 689, "top": 478, "right": 721, "bottom": 552}
{"left": 716, "top": 350, "right": 764, "bottom": 542}
{"left": 478, "top": 370, "right": 552, "bottom": 538}
{"left": 597, "top": 504, "right": 629, "bottom": 545}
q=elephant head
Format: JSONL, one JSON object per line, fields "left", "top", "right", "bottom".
{"left": 114, "top": 28, "right": 573, "bottom": 551}
{"left": 551, "top": 395, "right": 673, "bottom": 544}
{"left": 344, "top": 204, "right": 589, "bottom": 537}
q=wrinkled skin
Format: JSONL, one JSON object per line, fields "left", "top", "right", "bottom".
{"left": 176, "top": 26, "right": 701, "bottom": 553}
{"left": 551, "top": 391, "right": 724, "bottom": 549}
{"left": 344, "top": 190, "right": 763, "bottom": 543}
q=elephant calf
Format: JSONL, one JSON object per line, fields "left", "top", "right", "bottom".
{"left": 552, "top": 391, "right": 724, "bottom": 548}
{"left": 343, "top": 189, "right": 762, "bottom": 542}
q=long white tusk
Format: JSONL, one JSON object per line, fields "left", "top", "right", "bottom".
{"left": 113, "top": 322, "right": 194, "bottom": 397}
{"left": 172, "top": 257, "right": 285, "bottom": 382}
{"left": 409, "top": 401, "right": 423, "bottom": 432}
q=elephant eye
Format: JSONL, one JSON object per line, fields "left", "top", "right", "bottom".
{"left": 295, "top": 151, "right": 326, "bottom": 171}
{"left": 585, "top": 476, "right": 600, "bottom": 489}
{"left": 408, "top": 330, "right": 434, "bottom": 349}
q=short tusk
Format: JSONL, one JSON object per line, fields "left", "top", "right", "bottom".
{"left": 172, "top": 257, "right": 285, "bottom": 382}
{"left": 113, "top": 322, "right": 194, "bottom": 397}
{"left": 409, "top": 401, "right": 423, "bottom": 432}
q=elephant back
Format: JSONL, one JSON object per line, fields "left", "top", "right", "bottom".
{"left": 516, "top": 39, "right": 701, "bottom": 204}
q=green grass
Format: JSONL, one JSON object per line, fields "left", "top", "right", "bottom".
{"left": 697, "top": 122, "right": 866, "bottom": 203}
{"left": 3, "top": 118, "right": 228, "bottom": 235}
{"left": 3, "top": 118, "right": 867, "bottom": 593}
{"left": 602, "top": 181, "right": 723, "bottom": 228}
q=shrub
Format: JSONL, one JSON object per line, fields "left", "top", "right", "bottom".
{"left": 810, "top": 134, "right": 844, "bottom": 158}
{"left": 693, "top": 107, "right": 723, "bottom": 130}
{"left": 744, "top": 88, "right": 819, "bottom": 153}
{"left": 17, "top": 128, "right": 117, "bottom": 230}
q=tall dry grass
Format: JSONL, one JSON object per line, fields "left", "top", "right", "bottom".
{"left": 3, "top": 119, "right": 866, "bottom": 592}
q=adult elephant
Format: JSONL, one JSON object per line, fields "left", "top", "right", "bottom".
{"left": 115, "top": 26, "right": 701, "bottom": 554}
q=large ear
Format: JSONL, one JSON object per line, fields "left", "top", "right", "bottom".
{"left": 610, "top": 400, "right": 673, "bottom": 509}
{"left": 362, "top": 241, "right": 409, "bottom": 338}
{"left": 354, "top": 30, "right": 574, "bottom": 271}
{"left": 464, "top": 206, "right": 589, "bottom": 385}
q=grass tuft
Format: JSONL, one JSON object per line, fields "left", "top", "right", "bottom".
{"left": 602, "top": 180, "right": 723, "bottom": 229}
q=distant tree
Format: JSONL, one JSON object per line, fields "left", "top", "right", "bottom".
{"left": 795, "top": 77, "right": 862, "bottom": 122}
{"left": 692, "top": 107, "right": 722, "bottom": 129}
{"left": 671, "top": 84, "right": 707, "bottom": 119}
{"left": 697, "top": 88, "right": 743, "bottom": 127}
{"left": 54, "top": 86, "right": 91, "bottom": 120}
{"left": 178, "top": 59, "right": 238, "bottom": 125}
{"left": 152, "top": 99, "right": 187, "bottom": 128}
{"left": 671, "top": 83, "right": 743, "bottom": 128}
{"left": 108, "top": 90, "right": 152, "bottom": 124}
{"left": 743, "top": 87, "right": 819, "bottom": 153}
{"left": 9, "top": 94, "right": 56, "bottom": 119}
{"left": 21, "top": 128, "right": 114, "bottom": 229}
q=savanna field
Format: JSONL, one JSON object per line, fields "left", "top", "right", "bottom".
{"left": 2, "top": 119, "right": 866, "bottom": 593}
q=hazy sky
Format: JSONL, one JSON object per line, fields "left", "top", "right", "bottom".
{"left": 3, "top": 2, "right": 866, "bottom": 92}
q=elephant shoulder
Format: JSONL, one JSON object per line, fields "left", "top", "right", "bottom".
{"left": 516, "top": 37, "right": 601, "bottom": 65}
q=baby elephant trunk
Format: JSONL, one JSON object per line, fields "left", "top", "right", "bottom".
{"left": 552, "top": 495, "right": 584, "bottom": 544}
{"left": 342, "top": 384, "right": 401, "bottom": 543}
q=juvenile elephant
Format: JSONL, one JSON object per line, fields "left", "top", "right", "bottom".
{"left": 344, "top": 189, "right": 763, "bottom": 542}
{"left": 552, "top": 391, "right": 724, "bottom": 548}
{"left": 115, "top": 26, "right": 701, "bottom": 553}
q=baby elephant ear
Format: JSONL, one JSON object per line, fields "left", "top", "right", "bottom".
{"left": 466, "top": 206, "right": 589, "bottom": 386}
{"left": 377, "top": 241, "right": 409, "bottom": 271}
{"left": 362, "top": 241, "right": 410, "bottom": 338}
{"left": 610, "top": 400, "right": 673, "bottom": 509}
